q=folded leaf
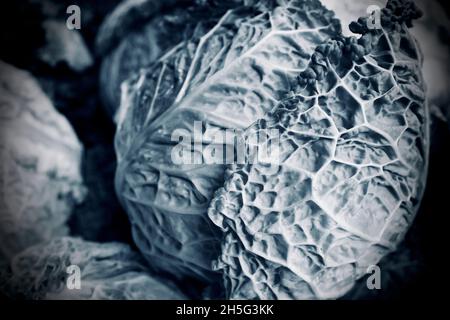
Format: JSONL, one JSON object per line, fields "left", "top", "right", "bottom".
{"left": 208, "top": 0, "right": 429, "bottom": 299}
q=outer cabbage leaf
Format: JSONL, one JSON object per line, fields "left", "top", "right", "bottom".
{"left": 98, "top": 0, "right": 236, "bottom": 114}
{"left": 96, "top": 0, "right": 191, "bottom": 56}
{"left": 1, "top": 237, "right": 186, "bottom": 299}
{"left": 115, "top": 0, "right": 340, "bottom": 282}
{"left": 208, "top": 0, "right": 429, "bottom": 299}
{"left": 0, "top": 61, "right": 86, "bottom": 260}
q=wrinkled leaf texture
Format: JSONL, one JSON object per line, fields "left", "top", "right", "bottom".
{"left": 115, "top": 0, "right": 340, "bottom": 283}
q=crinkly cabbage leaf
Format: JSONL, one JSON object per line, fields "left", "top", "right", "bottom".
{"left": 208, "top": 0, "right": 429, "bottom": 299}
{"left": 115, "top": 0, "right": 340, "bottom": 282}
{"left": 0, "top": 61, "right": 86, "bottom": 260}
{"left": 2, "top": 237, "right": 186, "bottom": 300}
{"left": 96, "top": 0, "right": 191, "bottom": 56}
{"left": 321, "top": 0, "right": 450, "bottom": 128}
{"left": 98, "top": 1, "right": 234, "bottom": 115}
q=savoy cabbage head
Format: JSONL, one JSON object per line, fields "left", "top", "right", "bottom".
{"left": 114, "top": 0, "right": 341, "bottom": 283}
{"left": 0, "top": 61, "right": 86, "bottom": 260}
